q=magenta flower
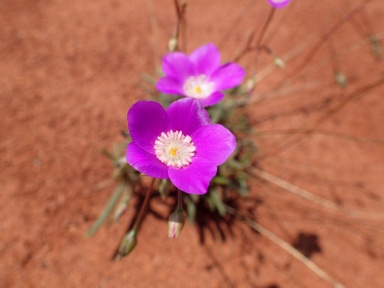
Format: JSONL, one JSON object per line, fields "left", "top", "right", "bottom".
{"left": 126, "top": 98, "right": 236, "bottom": 194}
{"left": 267, "top": 0, "right": 290, "bottom": 8}
{"left": 156, "top": 43, "right": 245, "bottom": 107}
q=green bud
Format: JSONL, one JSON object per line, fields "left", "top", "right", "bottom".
{"left": 335, "top": 71, "right": 347, "bottom": 88}
{"left": 244, "top": 78, "right": 256, "bottom": 93}
{"left": 168, "top": 38, "right": 178, "bottom": 52}
{"left": 273, "top": 56, "right": 285, "bottom": 68}
{"left": 116, "top": 229, "right": 137, "bottom": 260}
{"left": 168, "top": 208, "right": 185, "bottom": 238}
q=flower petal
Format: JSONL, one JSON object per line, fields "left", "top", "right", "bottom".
{"left": 267, "top": 0, "right": 290, "bottom": 8}
{"left": 156, "top": 76, "right": 184, "bottom": 95}
{"left": 161, "top": 52, "right": 193, "bottom": 82}
{"left": 128, "top": 101, "right": 170, "bottom": 153}
{"left": 192, "top": 124, "right": 236, "bottom": 166}
{"left": 126, "top": 142, "right": 169, "bottom": 178}
{"left": 189, "top": 43, "right": 221, "bottom": 76}
{"left": 198, "top": 91, "right": 224, "bottom": 107}
{"left": 169, "top": 157, "right": 217, "bottom": 194}
{"left": 210, "top": 63, "right": 245, "bottom": 91}
{"left": 166, "top": 98, "right": 210, "bottom": 135}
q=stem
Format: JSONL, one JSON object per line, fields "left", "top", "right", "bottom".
{"left": 255, "top": 7, "right": 275, "bottom": 48}
{"left": 234, "top": 7, "right": 275, "bottom": 62}
{"left": 133, "top": 177, "right": 155, "bottom": 231}
{"left": 257, "top": 76, "right": 384, "bottom": 160}
{"left": 224, "top": 204, "right": 345, "bottom": 288}
{"left": 289, "top": 0, "right": 372, "bottom": 79}
{"left": 248, "top": 167, "right": 384, "bottom": 221}
{"left": 326, "top": 35, "right": 339, "bottom": 75}
{"left": 171, "top": 0, "right": 181, "bottom": 51}
{"left": 177, "top": 189, "right": 183, "bottom": 210}
{"left": 172, "top": 0, "right": 187, "bottom": 51}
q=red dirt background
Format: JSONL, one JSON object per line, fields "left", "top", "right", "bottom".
{"left": 1, "top": 0, "right": 384, "bottom": 287}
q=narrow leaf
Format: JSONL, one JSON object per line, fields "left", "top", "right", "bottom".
{"left": 85, "top": 183, "right": 126, "bottom": 237}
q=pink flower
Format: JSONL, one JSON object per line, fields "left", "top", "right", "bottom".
{"left": 267, "top": 0, "right": 290, "bottom": 8}
{"left": 156, "top": 43, "right": 245, "bottom": 107}
{"left": 126, "top": 98, "right": 236, "bottom": 194}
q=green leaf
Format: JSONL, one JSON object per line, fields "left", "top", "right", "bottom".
{"left": 186, "top": 199, "right": 196, "bottom": 224}
{"left": 113, "top": 185, "right": 133, "bottom": 222}
{"left": 212, "top": 176, "right": 230, "bottom": 185}
{"left": 210, "top": 189, "right": 226, "bottom": 216}
{"left": 85, "top": 183, "right": 126, "bottom": 237}
{"left": 102, "top": 148, "right": 116, "bottom": 162}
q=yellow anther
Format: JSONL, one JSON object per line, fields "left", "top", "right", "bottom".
{"left": 194, "top": 86, "right": 202, "bottom": 94}
{"left": 169, "top": 147, "right": 178, "bottom": 156}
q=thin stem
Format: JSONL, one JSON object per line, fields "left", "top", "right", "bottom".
{"left": 224, "top": 204, "right": 345, "bottom": 288}
{"left": 255, "top": 7, "right": 275, "bottom": 48}
{"left": 133, "top": 177, "right": 155, "bottom": 231}
{"left": 326, "top": 35, "right": 339, "bottom": 75}
{"left": 256, "top": 76, "right": 384, "bottom": 160}
{"left": 289, "top": 0, "right": 372, "bottom": 79}
{"left": 171, "top": 0, "right": 187, "bottom": 52}
{"left": 177, "top": 189, "right": 183, "bottom": 210}
{"left": 224, "top": 204, "right": 344, "bottom": 288}
{"left": 248, "top": 167, "right": 384, "bottom": 221}
{"left": 255, "top": 128, "right": 384, "bottom": 144}
{"left": 234, "top": 7, "right": 275, "bottom": 62}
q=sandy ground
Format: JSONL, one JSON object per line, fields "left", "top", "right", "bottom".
{"left": 1, "top": 0, "right": 384, "bottom": 287}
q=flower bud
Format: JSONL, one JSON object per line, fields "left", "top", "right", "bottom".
{"left": 116, "top": 229, "right": 137, "bottom": 260}
{"left": 267, "top": 0, "right": 290, "bottom": 9}
{"left": 168, "top": 208, "right": 185, "bottom": 238}
{"left": 335, "top": 71, "right": 347, "bottom": 88}
{"left": 244, "top": 77, "right": 256, "bottom": 94}
{"left": 274, "top": 56, "right": 285, "bottom": 68}
{"left": 168, "top": 38, "right": 178, "bottom": 52}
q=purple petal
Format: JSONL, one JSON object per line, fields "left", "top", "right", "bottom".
{"left": 169, "top": 157, "right": 217, "bottom": 194}
{"left": 267, "top": 0, "right": 290, "bottom": 8}
{"left": 126, "top": 142, "right": 169, "bottom": 178}
{"left": 210, "top": 63, "right": 245, "bottom": 91}
{"left": 128, "top": 101, "right": 170, "bottom": 153}
{"left": 162, "top": 52, "right": 193, "bottom": 82}
{"left": 166, "top": 98, "right": 210, "bottom": 135}
{"left": 156, "top": 76, "right": 184, "bottom": 95}
{"left": 198, "top": 91, "right": 224, "bottom": 107}
{"left": 192, "top": 124, "right": 236, "bottom": 166}
{"left": 189, "top": 43, "right": 221, "bottom": 76}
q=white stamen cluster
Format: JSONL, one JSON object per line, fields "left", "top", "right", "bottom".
{"left": 183, "top": 75, "right": 214, "bottom": 99}
{"left": 154, "top": 130, "right": 196, "bottom": 168}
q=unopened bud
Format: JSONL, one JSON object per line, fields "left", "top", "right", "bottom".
{"left": 168, "top": 38, "right": 178, "bottom": 52}
{"left": 116, "top": 229, "right": 137, "bottom": 260}
{"left": 335, "top": 71, "right": 347, "bottom": 88}
{"left": 168, "top": 208, "right": 185, "bottom": 238}
{"left": 244, "top": 78, "right": 256, "bottom": 94}
{"left": 273, "top": 56, "right": 285, "bottom": 68}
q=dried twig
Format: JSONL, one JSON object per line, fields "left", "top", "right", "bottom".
{"left": 225, "top": 204, "right": 345, "bottom": 288}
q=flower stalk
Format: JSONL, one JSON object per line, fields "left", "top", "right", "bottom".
{"left": 168, "top": 190, "right": 185, "bottom": 238}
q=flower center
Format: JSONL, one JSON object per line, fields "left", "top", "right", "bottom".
{"left": 183, "top": 75, "right": 214, "bottom": 99}
{"left": 154, "top": 130, "right": 196, "bottom": 168}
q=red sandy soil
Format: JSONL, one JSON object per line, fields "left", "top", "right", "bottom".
{"left": 1, "top": 0, "right": 384, "bottom": 287}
